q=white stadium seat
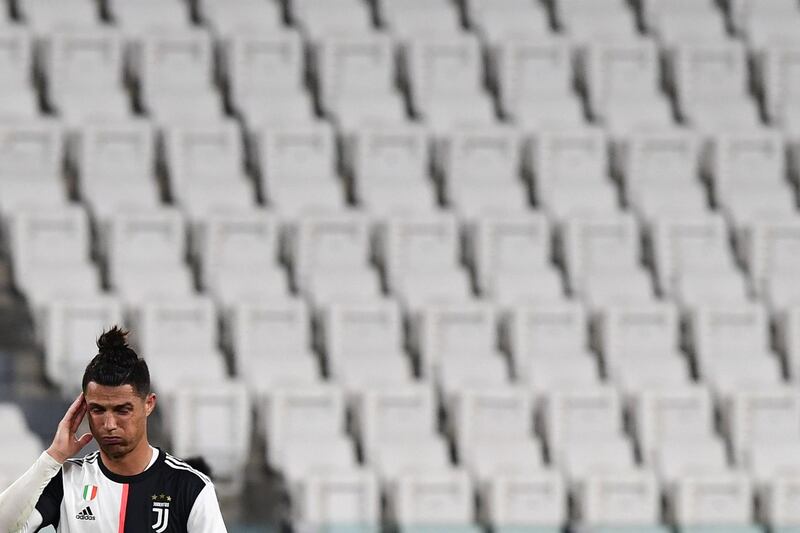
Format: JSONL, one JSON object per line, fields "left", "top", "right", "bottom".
{"left": 575, "top": 470, "right": 661, "bottom": 526}
{"left": 761, "top": 476, "right": 800, "bottom": 529}
{"left": 582, "top": 38, "right": 674, "bottom": 134}
{"left": 18, "top": 0, "right": 98, "bottom": 35}
{"left": 226, "top": 299, "right": 319, "bottom": 396}
{"left": 617, "top": 128, "right": 707, "bottom": 224}
{"left": 9, "top": 207, "right": 100, "bottom": 311}
{"left": 223, "top": 31, "right": 315, "bottom": 129}
{"left": 344, "top": 124, "right": 437, "bottom": 215}
{"left": 777, "top": 307, "right": 800, "bottom": 381}
{"left": 42, "top": 296, "right": 124, "bottom": 394}
{"left": 669, "top": 472, "right": 754, "bottom": 527}
{"left": 641, "top": 0, "right": 729, "bottom": 48}
{"left": 104, "top": 209, "right": 194, "bottom": 308}
{"left": 315, "top": 33, "right": 406, "bottom": 130}
{"left": 293, "top": 469, "right": 381, "bottom": 532}
{"left": 162, "top": 120, "right": 256, "bottom": 220}
{"left": 670, "top": 42, "right": 761, "bottom": 134}
{"left": 43, "top": 29, "right": 130, "bottom": 126}
{"left": 290, "top": 212, "right": 381, "bottom": 307}
{"left": 0, "top": 120, "right": 67, "bottom": 212}
{"left": 255, "top": 122, "right": 345, "bottom": 217}
{"left": 741, "top": 219, "right": 800, "bottom": 313}
{"left": 479, "top": 470, "right": 566, "bottom": 530}
{"left": 465, "top": 0, "right": 552, "bottom": 44}
{"left": 731, "top": 0, "right": 800, "bottom": 51}
{"left": 170, "top": 382, "right": 251, "bottom": 486}
{"left": 553, "top": 0, "right": 638, "bottom": 47}
{"left": 436, "top": 126, "right": 529, "bottom": 220}
{"left": 262, "top": 384, "right": 357, "bottom": 485}
{"left": 376, "top": 0, "right": 463, "bottom": 40}
{"left": 468, "top": 212, "right": 565, "bottom": 307}
{"left": 378, "top": 213, "right": 472, "bottom": 312}
{"left": 353, "top": 385, "right": 451, "bottom": 483}
{"left": 760, "top": 44, "right": 800, "bottom": 134}
{"left": 321, "top": 300, "right": 413, "bottom": 396}
{"left": 73, "top": 120, "right": 160, "bottom": 222}
{"left": 106, "top": 0, "right": 191, "bottom": 39}
{"left": 491, "top": 36, "right": 585, "bottom": 128}
{"left": 135, "top": 30, "right": 223, "bottom": 125}
{"left": 404, "top": 34, "right": 497, "bottom": 134}
{"left": 197, "top": 210, "right": 288, "bottom": 309}
{"left": 0, "top": 404, "right": 42, "bottom": 481}
{"left": 527, "top": 127, "right": 619, "bottom": 220}
{"left": 689, "top": 304, "right": 783, "bottom": 397}
{"left": 291, "top": 0, "right": 374, "bottom": 43}
{"left": 388, "top": 469, "right": 480, "bottom": 533}
{"left": 198, "top": 0, "right": 283, "bottom": 37}
{"left": 0, "top": 27, "right": 38, "bottom": 119}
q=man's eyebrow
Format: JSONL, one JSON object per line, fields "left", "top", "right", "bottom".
{"left": 88, "top": 402, "right": 134, "bottom": 409}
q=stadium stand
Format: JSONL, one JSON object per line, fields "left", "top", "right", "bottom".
{"left": 1, "top": 0, "right": 800, "bottom": 531}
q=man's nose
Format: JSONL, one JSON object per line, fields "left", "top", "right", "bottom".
{"left": 104, "top": 414, "right": 118, "bottom": 431}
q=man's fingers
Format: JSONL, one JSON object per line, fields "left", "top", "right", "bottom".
{"left": 69, "top": 401, "right": 87, "bottom": 435}
{"left": 62, "top": 393, "right": 84, "bottom": 424}
{"left": 75, "top": 433, "right": 93, "bottom": 448}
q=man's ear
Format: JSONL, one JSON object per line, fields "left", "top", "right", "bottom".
{"left": 144, "top": 393, "right": 157, "bottom": 417}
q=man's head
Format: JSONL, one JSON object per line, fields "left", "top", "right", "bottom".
{"left": 81, "top": 327, "right": 156, "bottom": 459}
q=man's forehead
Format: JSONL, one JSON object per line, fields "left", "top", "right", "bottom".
{"left": 84, "top": 382, "right": 141, "bottom": 404}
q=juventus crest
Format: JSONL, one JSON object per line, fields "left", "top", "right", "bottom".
{"left": 151, "top": 494, "right": 172, "bottom": 532}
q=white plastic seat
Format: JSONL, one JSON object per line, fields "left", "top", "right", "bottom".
{"left": 404, "top": 35, "right": 496, "bottom": 134}
{"left": 761, "top": 476, "right": 800, "bottom": 528}
{"left": 466, "top": 0, "right": 552, "bottom": 44}
{"left": 480, "top": 470, "right": 566, "bottom": 530}
{"left": 689, "top": 304, "right": 783, "bottom": 397}
{"left": 162, "top": 120, "right": 255, "bottom": 219}
{"left": 748, "top": 441, "right": 800, "bottom": 486}
{"left": 345, "top": 124, "right": 436, "bottom": 215}
{"left": 255, "top": 122, "right": 345, "bottom": 217}
{"left": 19, "top": 0, "right": 98, "bottom": 35}
{"left": 223, "top": 31, "right": 315, "bottom": 130}
{"left": 598, "top": 304, "right": 690, "bottom": 398}
{"left": 0, "top": 427, "right": 42, "bottom": 481}
{"left": 760, "top": 45, "right": 800, "bottom": 134}
{"left": 617, "top": 129, "right": 706, "bottom": 225}
{"left": 0, "top": 28, "right": 38, "bottom": 120}
{"left": 263, "top": 384, "right": 357, "bottom": 484}
{"left": 199, "top": 0, "right": 283, "bottom": 37}
{"left": 43, "top": 29, "right": 129, "bottom": 126}
{"left": 354, "top": 385, "right": 451, "bottom": 483}
{"left": 723, "top": 387, "right": 800, "bottom": 465}
{"left": 642, "top": 0, "right": 729, "bottom": 49}
{"left": 321, "top": 300, "right": 412, "bottom": 392}
{"left": 315, "top": 33, "right": 405, "bottom": 129}
{"left": 42, "top": 296, "right": 124, "bottom": 394}
{"left": 437, "top": 126, "right": 528, "bottom": 220}
{"left": 651, "top": 214, "right": 748, "bottom": 308}
{"left": 170, "top": 382, "right": 251, "bottom": 485}
{"left": 741, "top": 220, "right": 800, "bottom": 313}
{"left": 469, "top": 213, "right": 564, "bottom": 307}
{"left": 291, "top": 212, "right": 380, "bottom": 307}
{"left": 670, "top": 42, "right": 761, "bottom": 134}
{"left": 9, "top": 207, "right": 99, "bottom": 311}
{"left": 73, "top": 119, "right": 160, "bottom": 222}
{"left": 707, "top": 130, "right": 794, "bottom": 230}
{"left": 450, "top": 387, "right": 543, "bottom": 482}
{"left": 227, "top": 299, "right": 319, "bottom": 397}
{"left": 582, "top": 38, "right": 674, "bottom": 134}
{"left": 293, "top": 469, "right": 381, "bottom": 532}
{"left": 292, "top": 0, "right": 373, "bottom": 43}
{"left": 654, "top": 439, "right": 730, "bottom": 486}
{"left": 527, "top": 128, "right": 618, "bottom": 220}
{"left": 491, "top": 36, "right": 585, "bottom": 128}
{"left": 135, "top": 30, "right": 223, "bottom": 126}
{"left": 388, "top": 469, "right": 478, "bottom": 532}
{"left": 731, "top": 0, "right": 800, "bottom": 51}
{"left": 137, "top": 296, "right": 229, "bottom": 392}
{"left": 376, "top": 0, "right": 463, "bottom": 40}
{"left": 777, "top": 308, "right": 800, "bottom": 381}
{"left": 553, "top": 0, "right": 638, "bottom": 47}
{"left": 562, "top": 214, "right": 654, "bottom": 309}
{"left": 107, "top": 0, "right": 191, "bottom": 39}
{"left": 105, "top": 209, "right": 194, "bottom": 309}
{"left": 378, "top": 213, "right": 472, "bottom": 312}
{"left": 0, "top": 120, "right": 66, "bottom": 212}
{"left": 669, "top": 472, "right": 754, "bottom": 527}
{"left": 575, "top": 470, "right": 661, "bottom": 526}
{"left": 197, "top": 210, "right": 287, "bottom": 309}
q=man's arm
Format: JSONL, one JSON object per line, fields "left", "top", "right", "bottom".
{"left": 186, "top": 484, "right": 228, "bottom": 533}
{"left": 0, "top": 394, "right": 93, "bottom": 532}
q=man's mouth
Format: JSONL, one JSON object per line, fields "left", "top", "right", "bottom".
{"left": 101, "top": 437, "right": 123, "bottom": 445}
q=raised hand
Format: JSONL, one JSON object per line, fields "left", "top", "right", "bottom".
{"left": 46, "top": 393, "right": 93, "bottom": 464}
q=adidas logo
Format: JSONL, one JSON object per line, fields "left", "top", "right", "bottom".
{"left": 76, "top": 506, "right": 96, "bottom": 521}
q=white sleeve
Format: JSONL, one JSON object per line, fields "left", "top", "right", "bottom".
{"left": 0, "top": 452, "right": 62, "bottom": 533}
{"left": 186, "top": 483, "right": 228, "bottom": 533}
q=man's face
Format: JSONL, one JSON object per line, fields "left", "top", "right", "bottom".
{"left": 84, "top": 382, "right": 156, "bottom": 460}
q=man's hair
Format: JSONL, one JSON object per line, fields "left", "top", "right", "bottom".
{"left": 81, "top": 326, "right": 151, "bottom": 398}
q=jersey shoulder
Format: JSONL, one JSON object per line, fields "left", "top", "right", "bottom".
{"left": 62, "top": 451, "right": 100, "bottom": 472}
{"left": 161, "top": 452, "right": 213, "bottom": 488}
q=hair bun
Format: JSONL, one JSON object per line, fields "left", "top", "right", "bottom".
{"left": 97, "top": 326, "right": 131, "bottom": 352}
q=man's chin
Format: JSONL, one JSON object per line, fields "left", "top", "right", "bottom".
{"left": 99, "top": 442, "right": 130, "bottom": 459}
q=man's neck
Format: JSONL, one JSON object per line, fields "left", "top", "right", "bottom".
{"left": 100, "top": 439, "right": 154, "bottom": 477}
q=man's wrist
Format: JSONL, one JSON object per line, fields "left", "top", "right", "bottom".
{"left": 45, "top": 448, "right": 67, "bottom": 465}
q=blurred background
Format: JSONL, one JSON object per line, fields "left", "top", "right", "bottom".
{"left": 2, "top": 0, "right": 800, "bottom": 532}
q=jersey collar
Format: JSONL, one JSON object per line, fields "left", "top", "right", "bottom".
{"left": 98, "top": 446, "right": 165, "bottom": 484}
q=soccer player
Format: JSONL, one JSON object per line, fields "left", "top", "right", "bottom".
{"left": 0, "top": 327, "right": 228, "bottom": 532}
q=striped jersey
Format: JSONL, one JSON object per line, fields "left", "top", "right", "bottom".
{"left": 22, "top": 447, "right": 227, "bottom": 532}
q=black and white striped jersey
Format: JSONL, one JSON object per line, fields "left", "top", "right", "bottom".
{"left": 21, "top": 447, "right": 227, "bottom": 532}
